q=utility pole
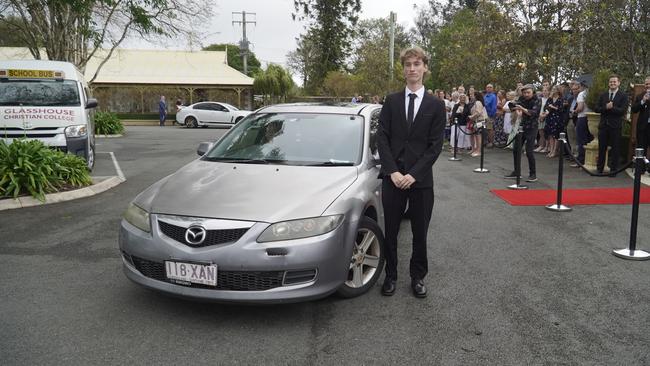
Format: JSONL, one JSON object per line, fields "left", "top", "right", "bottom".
{"left": 232, "top": 11, "right": 256, "bottom": 75}
{"left": 389, "top": 12, "right": 395, "bottom": 82}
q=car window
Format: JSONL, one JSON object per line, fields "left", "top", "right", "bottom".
{"left": 222, "top": 103, "right": 238, "bottom": 111}
{"left": 369, "top": 108, "right": 381, "bottom": 157}
{"left": 211, "top": 103, "right": 227, "bottom": 112}
{"left": 194, "top": 103, "right": 210, "bottom": 110}
{"left": 0, "top": 79, "right": 81, "bottom": 106}
{"left": 205, "top": 112, "right": 364, "bottom": 165}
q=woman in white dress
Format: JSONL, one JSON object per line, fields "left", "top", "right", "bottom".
{"left": 450, "top": 93, "right": 471, "bottom": 152}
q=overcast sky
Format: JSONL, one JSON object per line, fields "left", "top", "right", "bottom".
{"left": 124, "top": 0, "right": 427, "bottom": 68}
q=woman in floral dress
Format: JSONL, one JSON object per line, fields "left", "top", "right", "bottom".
{"left": 543, "top": 85, "right": 565, "bottom": 158}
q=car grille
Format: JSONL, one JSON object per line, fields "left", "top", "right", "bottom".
{"left": 130, "top": 256, "right": 285, "bottom": 291}
{"left": 158, "top": 221, "right": 248, "bottom": 248}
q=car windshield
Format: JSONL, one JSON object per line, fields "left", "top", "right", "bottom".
{"left": 204, "top": 112, "right": 364, "bottom": 165}
{"left": 0, "top": 79, "right": 81, "bottom": 106}
{"left": 222, "top": 103, "right": 238, "bottom": 111}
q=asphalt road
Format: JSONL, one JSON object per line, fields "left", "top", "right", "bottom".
{"left": 1, "top": 126, "right": 649, "bottom": 365}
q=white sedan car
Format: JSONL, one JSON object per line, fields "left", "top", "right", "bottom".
{"left": 176, "top": 102, "right": 251, "bottom": 128}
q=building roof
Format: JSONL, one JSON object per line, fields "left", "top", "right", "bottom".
{"left": 0, "top": 47, "right": 254, "bottom": 86}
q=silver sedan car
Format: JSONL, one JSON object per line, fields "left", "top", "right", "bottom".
{"left": 176, "top": 101, "right": 251, "bottom": 128}
{"left": 119, "top": 103, "right": 386, "bottom": 303}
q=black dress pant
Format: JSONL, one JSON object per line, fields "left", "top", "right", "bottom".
{"left": 636, "top": 125, "right": 650, "bottom": 153}
{"left": 597, "top": 125, "right": 621, "bottom": 172}
{"left": 382, "top": 178, "right": 434, "bottom": 281}
{"left": 512, "top": 127, "right": 537, "bottom": 175}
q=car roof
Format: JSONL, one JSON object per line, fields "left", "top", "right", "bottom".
{"left": 255, "top": 102, "right": 379, "bottom": 115}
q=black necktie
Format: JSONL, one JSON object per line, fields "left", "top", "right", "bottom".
{"left": 407, "top": 93, "right": 416, "bottom": 126}
{"left": 609, "top": 92, "right": 613, "bottom": 101}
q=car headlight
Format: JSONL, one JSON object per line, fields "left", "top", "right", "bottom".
{"left": 65, "top": 124, "right": 87, "bottom": 138}
{"left": 123, "top": 203, "right": 151, "bottom": 233}
{"left": 257, "top": 215, "right": 344, "bottom": 243}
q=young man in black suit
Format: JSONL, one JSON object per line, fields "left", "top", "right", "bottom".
{"left": 632, "top": 76, "right": 650, "bottom": 159}
{"left": 594, "top": 74, "right": 629, "bottom": 177}
{"left": 376, "top": 47, "right": 446, "bottom": 298}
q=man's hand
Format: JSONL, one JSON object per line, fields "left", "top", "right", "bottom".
{"left": 390, "top": 172, "right": 415, "bottom": 189}
{"left": 390, "top": 172, "right": 405, "bottom": 188}
{"left": 606, "top": 101, "right": 613, "bottom": 110}
{"left": 401, "top": 174, "right": 416, "bottom": 189}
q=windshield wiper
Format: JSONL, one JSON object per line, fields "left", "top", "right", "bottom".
{"left": 203, "top": 157, "right": 288, "bottom": 164}
{"left": 307, "top": 160, "right": 355, "bottom": 166}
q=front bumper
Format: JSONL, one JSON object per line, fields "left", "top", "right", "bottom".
{"left": 118, "top": 216, "right": 356, "bottom": 304}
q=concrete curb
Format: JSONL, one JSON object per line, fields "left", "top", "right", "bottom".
{"left": 96, "top": 134, "right": 123, "bottom": 138}
{"left": 0, "top": 176, "right": 125, "bottom": 211}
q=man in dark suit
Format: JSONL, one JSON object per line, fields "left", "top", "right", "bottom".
{"left": 632, "top": 76, "right": 650, "bottom": 158}
{"left": 376, "top": 47, "right": 446, "bottom": 298}
{"left": 594, "top": 74, "right": 629, "bottom": 177}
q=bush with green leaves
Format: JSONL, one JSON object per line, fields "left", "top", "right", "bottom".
{"left": 94, "top": 111, "right": 124, "bottom": 135}
{"left": 0, "top": 139, "right": 92, "bottom": 202}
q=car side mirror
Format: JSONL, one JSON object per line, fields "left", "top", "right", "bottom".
{"left": 85, "top": 98, "right": 98, "bottom": 109}
{"left": 197, "top": 142, "right": 214, "bottom": 156}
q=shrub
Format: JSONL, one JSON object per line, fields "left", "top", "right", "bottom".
{"left": 95, "top": 111, "right": 124, "bottom": 135}
{"left": 0, "top": 139, "right": 92, "bottom": 202}
{"left": 586, "top": 69, "right": 613, "bottom": 111}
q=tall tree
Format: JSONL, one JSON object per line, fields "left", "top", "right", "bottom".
{"left": 203, "top": 43, "right": 261, "bottom": 76}
{"left": 286, "top": 31, "right": 318, "bottom": 88}
{"left": 292, "top": 0, "right": 361, "bottom": 93}
{"left": 0, "top": 0, "right": 213, "bottom": 82}
{"left": 352, "top": 17, "right": 409, "bottom": 95}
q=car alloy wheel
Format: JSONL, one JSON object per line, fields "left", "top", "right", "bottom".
{"left": 185, "top": 116, "right": 197, "bottom": 128}
{"left": 337, "top": 217, "right": 385, "bottom": 298}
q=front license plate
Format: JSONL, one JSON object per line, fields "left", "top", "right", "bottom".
{"left": 165, "top": 261, "right": 217, "bottom": 286}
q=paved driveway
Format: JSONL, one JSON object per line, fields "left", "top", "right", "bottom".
{"left": 1, "top": 126, "right": 648, "bottom": 365}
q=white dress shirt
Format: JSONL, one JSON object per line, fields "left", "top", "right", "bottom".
{"left": 404, "top": 86, "right": 425, "bottom": 119}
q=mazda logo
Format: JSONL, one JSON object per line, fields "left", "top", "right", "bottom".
{"left": 185, "top": 226, "right": 207, "bottom": 245}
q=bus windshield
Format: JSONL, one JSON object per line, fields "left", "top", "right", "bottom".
{"left": 0, "top": 79, "right": 81, "bottom": 107}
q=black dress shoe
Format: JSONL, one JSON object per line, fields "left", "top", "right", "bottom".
{"left": 411, "top": 279, "right": 427, "bottom": 298}
{"left": 381, "top": 278, "right": 396, "bottom": 296}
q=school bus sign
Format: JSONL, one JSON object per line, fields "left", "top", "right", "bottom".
{"left": 3, "top": 69, "right": 61, "bottom": 79}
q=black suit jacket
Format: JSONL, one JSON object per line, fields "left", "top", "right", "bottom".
{"left": 631, "top": 94, "right": 650, "bottom": 132}
{"left": 594, "top": 90, "right": 628, "bottom": 129}
{"left": 377, "top": 89, "right": 446, "bottom": 188}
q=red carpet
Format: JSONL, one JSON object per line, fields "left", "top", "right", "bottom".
{"left": 491, "top": 187, "right": 650, "bottom": 206}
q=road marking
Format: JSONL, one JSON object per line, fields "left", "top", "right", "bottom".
{"left": 97, "top": 151, "right": 126, "bottom": 181}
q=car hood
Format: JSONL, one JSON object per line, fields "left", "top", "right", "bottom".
{"left": 150, "top": 160, "right": 358, "bottom": 223}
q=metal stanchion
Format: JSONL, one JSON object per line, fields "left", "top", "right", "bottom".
{"left": 474, "top": 126, "right": 489, "bottom": 173}
{"left": 612, "top": 148, "right": 650, "bottom": 260}
{"left": 546, "top": 132, "right": 572, "bottom": 212}
{"left": 508, "top": 127, "right": 528, "bottom": 190}
{"left": 449, "top": 118, "right": 462, "bottom": 161}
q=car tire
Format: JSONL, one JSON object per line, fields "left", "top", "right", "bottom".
{"left": 86, "top": 144, "right": 95, "bottom": 171}
{"left": 337, "top": 216, "right": 385, "bottom": 298}
{"left": 185, "top": 116, "right": 197, "bottom": 128}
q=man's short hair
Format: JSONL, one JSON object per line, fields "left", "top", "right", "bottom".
{"left": 521, "top": 84, "right": 535, "bottom": 91}
{"left": 609, "top": 74, "right": 620, "bottom": 81}
{"left": 400, "top": 46, "right": 429, "bottom": 66}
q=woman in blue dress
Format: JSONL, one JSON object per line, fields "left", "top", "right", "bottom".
{"left": 543, "top": 86, "right": 564, "bottom": 158}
